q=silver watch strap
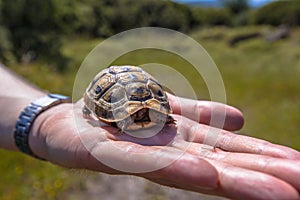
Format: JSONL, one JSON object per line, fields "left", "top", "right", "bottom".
{"left": 14, "top": 94, "right": 71, "bottom": 160}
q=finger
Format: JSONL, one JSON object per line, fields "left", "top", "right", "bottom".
{"left": 149, "top": 139, "right": 299, "bottom": 199}
{"left": 170, "top": 141, "right": 300, "bottom": 200}
{"left": 182, "top": 142, "right": 300, "bottom": 192}
{"left": 214, "top": 152, "right": 300, "bottom": 191}
{"left": 167, "top": 93, "right": 244, "bottom": 131}
{"left": 177, "top": 115, "right": 300, "bottom": 159}
{"left": 208, "top": 160, "right": 299, "bottom": 200}
{"left": 216, "top": 131, "right": 300, "bottom": 159}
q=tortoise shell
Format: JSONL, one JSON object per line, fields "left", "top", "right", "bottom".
{"left": 83, "top": 65, "right": 174, "bottom": 130}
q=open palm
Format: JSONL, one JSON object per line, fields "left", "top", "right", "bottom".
{"left": 30, "top": 94, "right": 300, "bottom": 200}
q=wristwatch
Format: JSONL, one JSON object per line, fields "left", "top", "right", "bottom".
{"left": 14, "top": 94, "right": 71, "bottom": 160}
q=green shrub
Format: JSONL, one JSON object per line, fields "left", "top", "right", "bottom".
{"left": 232, "top": 11, "right": 251, "bottom": 26}
{"left": 99, "top": 0, "right": 193, "bottom": 35}
{"left": 252, "top": 1, "right": 300, "bottom": 26}
{"left": 1, "top": 0, "right": 76, "bottom": 70}
{"left": 223, "top": 0, "right": 249, "bottom": 15}
{"left": 193, "top": 8, "right": 232, "bottom": 26}
{"left": 0, "top": 26, "right": 15, "bottom": 64}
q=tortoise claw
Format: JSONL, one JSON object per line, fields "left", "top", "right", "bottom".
{"left": 82, "top": 106, "right": 92, "bottom": 119}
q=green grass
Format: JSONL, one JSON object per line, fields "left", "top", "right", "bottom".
{"left": 2, "top": 26, "right": 300, "bottom": 199}
{"left": 193, "top": 27, "right": 300, "bottom": 147}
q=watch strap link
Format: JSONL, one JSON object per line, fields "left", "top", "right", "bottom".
{"left": 15, "top": 103, "right": 43, "bottom": 158}
{"left": 14, "top": 94, "right": 71, "bottom": 160}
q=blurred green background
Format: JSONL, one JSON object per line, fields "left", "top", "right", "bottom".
{"left": 1, "top": 0, "right": 300, "bottom": 199}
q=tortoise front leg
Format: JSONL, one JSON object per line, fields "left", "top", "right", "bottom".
{"left": 82, "top": 105, "right": 92, "bottom": 119}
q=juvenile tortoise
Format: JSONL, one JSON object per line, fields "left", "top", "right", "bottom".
{"left": 83, "top": 65, "right": 175, "bottom": 131}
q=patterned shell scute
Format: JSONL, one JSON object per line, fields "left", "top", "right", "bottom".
{"left": 84, "top": 65, "right": 172, "bottom": 123}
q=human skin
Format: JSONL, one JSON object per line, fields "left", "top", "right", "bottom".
{"left": 0, "top": 64, "right": 299, "bottom": 200}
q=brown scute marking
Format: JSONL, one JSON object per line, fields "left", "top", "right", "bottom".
{"left": 109, "top": 65, "right": 142, "bottom": 74}
{"left": 92, "top": 73, "right": 115, "bottom": 100}
{"left": 148, "top": 81, "right": 166, "bottom": 100}
{"left": 101, "top": 85, "right": 126, "bottom": 103}
{"left": 94, "top": 105, "right": 116, "bottom": 122}
{"left": 95, "top": 85, "right": 102, "bottom": 94}
{"left": 95, "top": 105, "right": 107, "bottom": 118}
{"left": 144, "top": 99, "right": 171, "bottom": 115}
{"left": 149, "top": 77, "right": 163, "bottom": 88}
{"left": 126, "top": 83, "right": 152, "bottom": 102}
{"left": 89, "top": 70, "right": 109, "bottom": 88}
{"left": 111, "top": 106, "right": 130, "bottom": 121}
{"left": 83, "top": 93, "right": 96, "bottom": 113}
{"left": 117, "top": 72, "right": 147, "bottom": 85}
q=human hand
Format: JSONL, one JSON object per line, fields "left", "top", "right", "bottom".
{"left": 29, "top": 94, "right": 300, "bottom": 200}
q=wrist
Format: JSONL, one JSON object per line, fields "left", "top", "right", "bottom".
{"left": 28, "top": 103, "right": 72, "bottom": 160}
{"left": 0, "top": 94, "right": 45, "bottom": 151}
{"left": 14, "top": 94, "right": 71, "bottom": 160}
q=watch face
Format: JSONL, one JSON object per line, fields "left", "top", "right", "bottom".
{"left": 33, "top": 94, "right": 70, "bottom": 108}
{"left": 49, "top": 93, "right": 70, "bottom": 100}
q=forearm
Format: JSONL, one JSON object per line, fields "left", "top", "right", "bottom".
{"left": 0, "top": 64, "right": 46, "bottom": 150}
